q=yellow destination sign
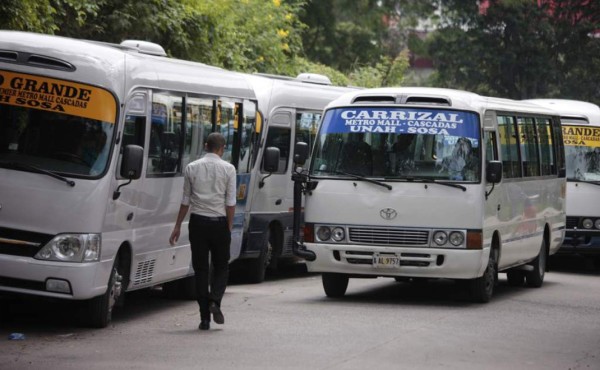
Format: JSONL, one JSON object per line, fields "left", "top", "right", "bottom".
{"left": 562, "top": 125, "right": 600, "bottom": 148}
{"left": 0, "top": 70, "right": 116, "bottom": 124}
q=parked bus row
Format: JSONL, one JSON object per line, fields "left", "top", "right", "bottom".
{"left": 0, "top": 31, "right": 355, "bottom": 327}
{"left": 1, "top": 31, "right": 598, "bottom": 328}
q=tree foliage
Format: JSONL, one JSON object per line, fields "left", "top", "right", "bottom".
{"left": 11, "top": 0, "right": 592, "bottom": 97}
{"left": 300, "top": 0, "right": 436, "bottom": 73}
{"left": 0, "top": 0, "right": 306, "bottom": 74}
{"left": 427, "top": 0, "right": 600, "bottom": 104}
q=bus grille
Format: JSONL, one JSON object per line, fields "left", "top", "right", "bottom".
{"left": 348, "top": 227, "right": 429, "bottom": 246}
{"left": 0, "top": 227, "right": 52, "bottom": 257}
{"left": 566, "top": 217, "right": 579, "bottom": 229}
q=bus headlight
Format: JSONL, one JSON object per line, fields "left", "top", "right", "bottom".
{"left": 316, "top": 226, "right": 332, "bottom": 241}
{"left": 595, "top": 219, "right": 600, "bottom": 230}
{"left": 331, "top": 227, "right": 345, "bottom": 242}
{"left": 449, "top": 231, "right": 465, "bottom": 246}
{"left": 582, "top": 218, "right": 593, "bottom": 229}
{"left": 35, "top": 234, "right": 101, "bottom": 262}
{"left": 433, "top": 231, "right": 448, "bottom": 246}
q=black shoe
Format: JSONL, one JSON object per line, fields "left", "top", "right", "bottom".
{"left": 209, "top": 302, "right": 224, "bottom": 324}
{"left": 199, "top": 320, "right": 210, "bottom": 330}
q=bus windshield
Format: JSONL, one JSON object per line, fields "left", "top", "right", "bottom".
{"left": 0, "top": 71, "right": 116, "bottom": 177}
{"left": 563, "top": 125, "right": 600, "bottom": 181}
{"left": 310, "top": 107, "right": 481, "bottom": 182}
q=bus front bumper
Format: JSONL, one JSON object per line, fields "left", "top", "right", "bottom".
{"left": 303, "top": 243, "right": 488, "bottom": 279}
{"left": 559, "top": 230, "right": 600, "bottom": 255}
{"left": 0, "top": 254, "right": 112, "bottom": 300}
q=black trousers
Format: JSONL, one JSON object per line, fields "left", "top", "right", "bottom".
{"left": 188, "top": 213, "right": 231, "bottom": 321}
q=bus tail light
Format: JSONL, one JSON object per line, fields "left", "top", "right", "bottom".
{"left": 466, "top": 231, "right": 482, "bottom": 250}
{"left": 303, "top": 223, "right": 314, "bottom": 243}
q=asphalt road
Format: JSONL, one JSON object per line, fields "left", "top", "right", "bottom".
{"left": 1, "top": 256, "right": 599, "bottom": 370}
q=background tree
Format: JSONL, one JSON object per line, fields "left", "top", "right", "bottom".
{"left": 427, "top": 0, "right": 600, "bottom": 104}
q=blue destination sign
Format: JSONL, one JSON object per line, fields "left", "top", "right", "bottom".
{"left": 321, "top": 107, "right": 480, "bottom": 138}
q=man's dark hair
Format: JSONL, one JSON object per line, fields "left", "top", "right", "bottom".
{"left": 206, "top": 132, "right": 226, "bottom": 152}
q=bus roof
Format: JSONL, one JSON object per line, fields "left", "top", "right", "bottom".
{"left": 325, "top": 87, "right": 559, "bottom": 116}
{"left": 524, "top": 99, "right": 600, "bottom": 125}
{"left": 0, "top": 31, "right": 255, "bottom": 101}
{"left": 244, "top": 73, "right": 358, "bottom": 118}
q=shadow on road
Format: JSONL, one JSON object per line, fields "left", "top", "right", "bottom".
{"left": 0, "top": 262, "right": 313, "bottom": 334}
{"left": 307, "top": 275, "right": 550, "bottom": 309}
{"left": 549, "top": 254, "right": 600, "bottom": 275}
{"left": 2, "top": 256, "right": 595, "bottom": 333}
{"left": 0, "top": 287, "right": 184, "bottom": 335}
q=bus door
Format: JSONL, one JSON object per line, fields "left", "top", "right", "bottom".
{"left": 123, "top": 91, "right": 191, "bottom": 287}
{"left": 253, "top": 108, "right": 294, "bottom": 215}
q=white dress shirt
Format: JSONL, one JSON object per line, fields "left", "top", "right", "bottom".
{"left": 182, "top": 153, "right": 236, "bottom": 217}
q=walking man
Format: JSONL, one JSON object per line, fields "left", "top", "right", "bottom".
{"left": 169, "top": 132, "right": 236, "bottom": 330}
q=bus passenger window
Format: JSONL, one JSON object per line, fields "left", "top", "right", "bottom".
{"left": 238, "top": 100, "right": 257, "bottom": 174}
{"left": 497, "top": 115, "right": 521, "bottom": 178}
{"left": 517, "top": 117, "right": 540, "bottom": 177}
{"left": 536, "top": 117, "right": 555, "bottom": 175}
{"left": 147, "top": 94, "right": 183, "bottom": 176}
{"left": 184, "top": 97, "right": 213, "bottom": 167}
{"left": 218, "top": 100, "right": 236, "bottom": 164}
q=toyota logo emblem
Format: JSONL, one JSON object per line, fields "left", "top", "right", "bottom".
{"left": 380, "top": 208, "right": 397, "bottom": 220}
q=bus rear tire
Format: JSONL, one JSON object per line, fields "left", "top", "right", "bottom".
{"left": 469, "top": 248, "right": 497, "bottom": 303}
{"left": 322, "top": 273, "right": 349, "bottom": 298}
{"left": 87, "top": 254, "right": 123, "bottom": 328}
{"left": 526, "top": 239, "right": 547, "bottom": 288}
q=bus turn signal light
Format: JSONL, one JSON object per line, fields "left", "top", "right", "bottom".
{"left": 303, "top": 223, "right": 314, "bottom": 243}
{"left": 466, "top": 231, "right": 482, "bottom": 249}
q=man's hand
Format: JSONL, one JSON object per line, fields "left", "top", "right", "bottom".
{"left": 170, "top": 205, "right": 189, "bottom": 246}
{"left": 169, "top": 225, "right": 180, "bottom": 246}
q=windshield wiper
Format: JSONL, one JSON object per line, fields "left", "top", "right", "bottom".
{"left": 571, "top": 180, "right": 600, "bottom": 187}
{"left": 400, "top": 177, "right": 467, "bottom": 192}
{"left": 334, "top": 171, "right": 392, "bottom": 190}
{"left": 0, "top": 161, "right": 76, "bottom": 187}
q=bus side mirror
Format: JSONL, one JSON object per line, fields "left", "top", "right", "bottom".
{"left": 114, "top": 145, "right": 144, "bottom": 200}
{"left": 259, "top": 147, "right": 280, "bottom": 189}
{"left": 263, "top": 147, "right": 280, "bottom": 173}
{"left": 486, "top": 161, "right": 502, "bottom": 183}
{"left": 293, "top": 142, "right": 309, "bottom": 166}
{"left": 120, "top": 145, "right": 144, "bottom": 180}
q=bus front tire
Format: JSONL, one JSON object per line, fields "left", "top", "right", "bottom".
{"left": 469, "top": 248, "right": 497, "bottom": 303}
{"left": 87, "top": 255, "right": 123, "bottom": 328}
{"left": 525, "top": 239, "right": 547, "bottom": 288}
{"left": 322, "top": 273, "right": 349, "bottom": 298}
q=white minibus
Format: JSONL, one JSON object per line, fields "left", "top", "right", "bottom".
{"left": 0, "top": 31, "right": 265, "bottom": 327}
{"left": 285, "top": 87, "right": 566, "bottom": 302}
{"left": 526, "top": 99, "right": 600, "bottom": 262}
{"left": 236, "top": 74, "right": 357, "bottom": 282}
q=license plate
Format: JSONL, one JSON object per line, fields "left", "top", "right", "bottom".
{"left": 372, "top": 255, "right": 400, "bottom": 268}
